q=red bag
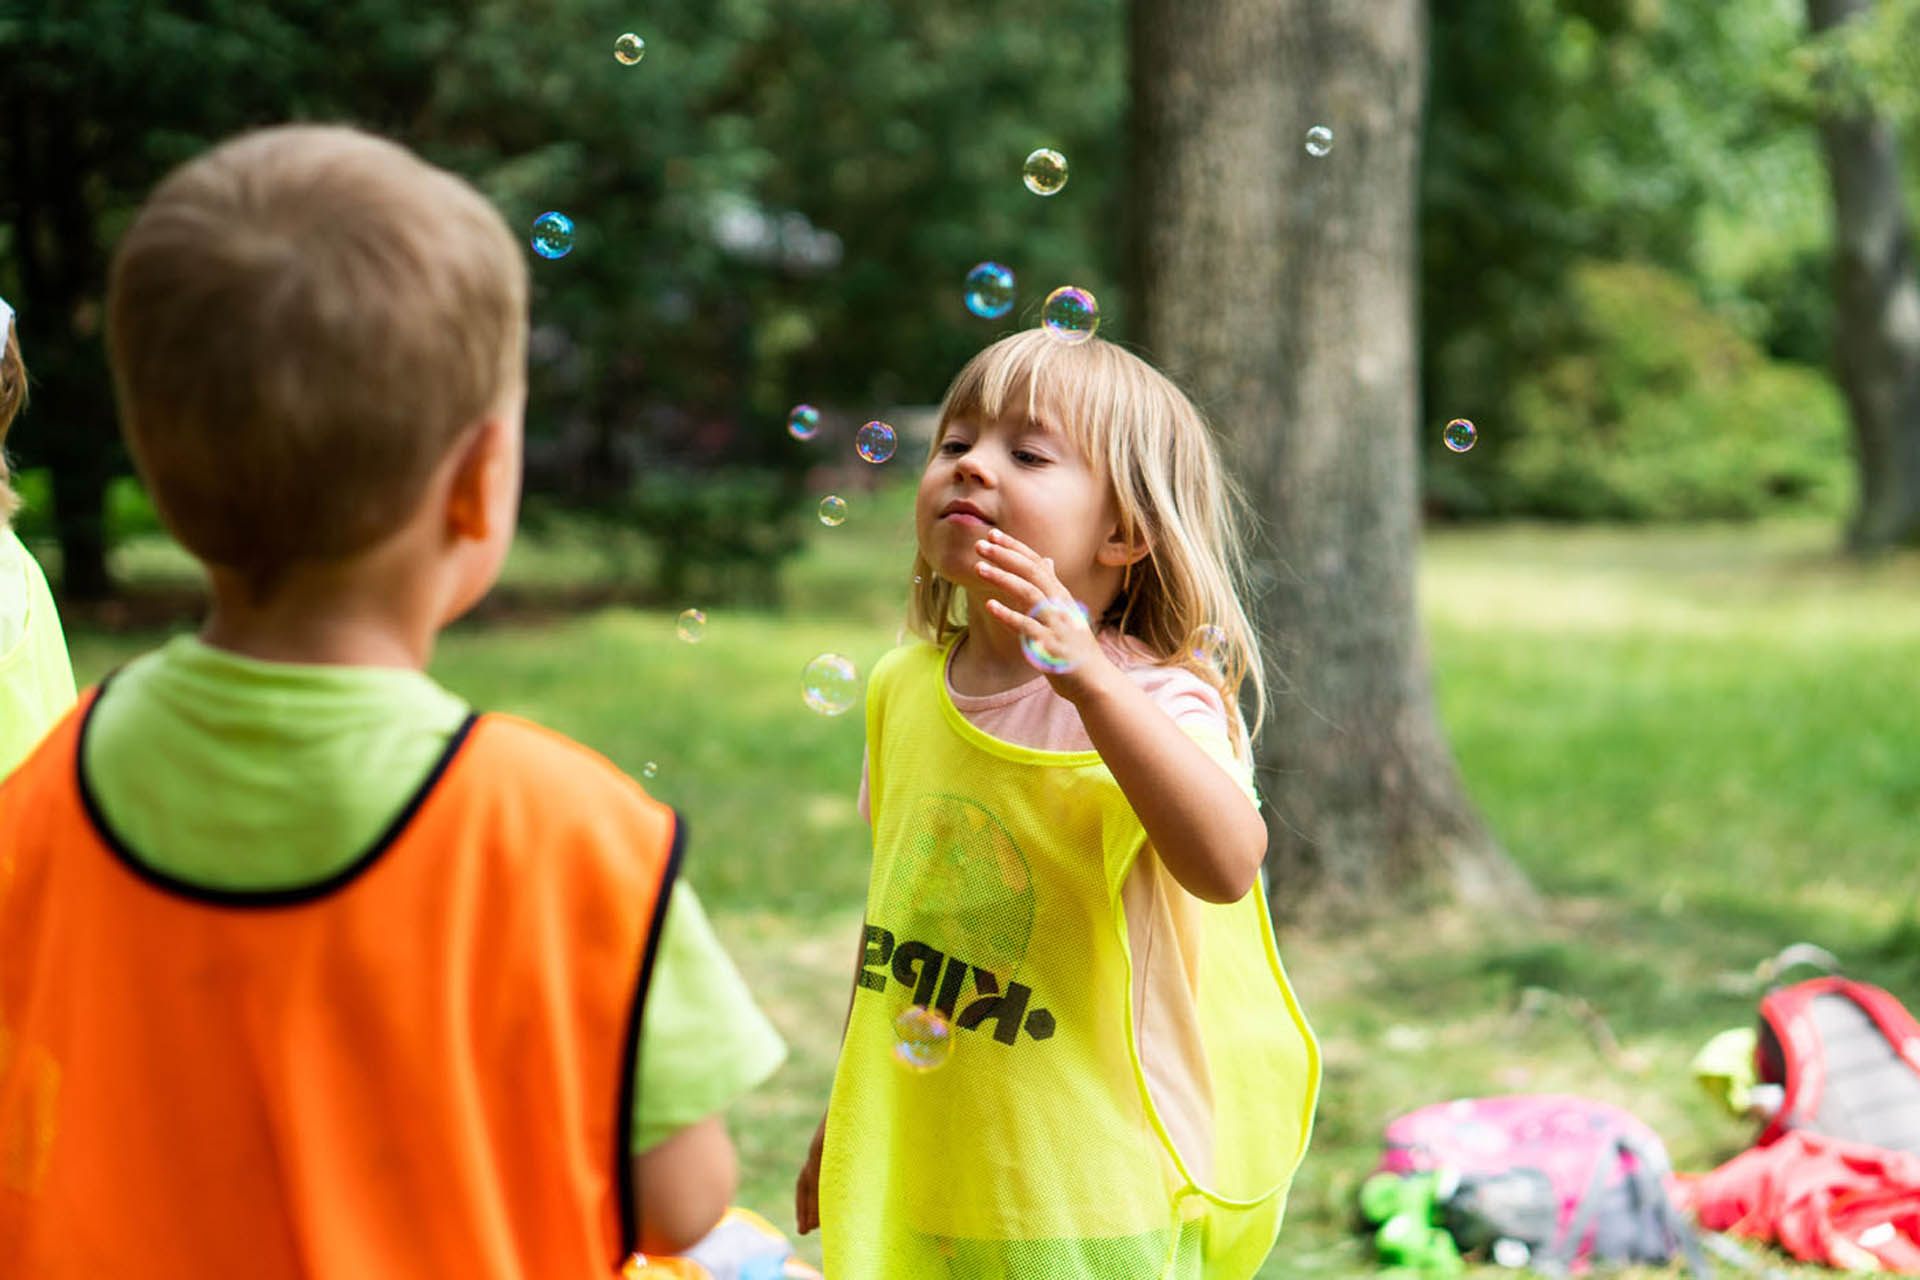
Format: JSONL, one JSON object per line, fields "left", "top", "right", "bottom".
{"left": 1756, "top": 977, "right": 1920, "bottom": 1155}
{"left": 1681, "top": 1130, "right": 1920, "bottom": 1272}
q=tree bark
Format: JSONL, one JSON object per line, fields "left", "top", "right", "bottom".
{"left": 1807, "top": 0, "right": 1920, "bottom": 552}
{"left": 4, "top": 80, "right": 118, "bottom": 600}
{"left": 1129, "top": 0, "right": 1527, "bottom": 923}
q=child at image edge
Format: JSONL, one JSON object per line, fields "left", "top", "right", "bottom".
{"left": 0, "top": 294, "right": 78, "bottom": 776}
{"left": 796, "top": 329, "right": 1322, "bottom": 1279}
{"left": 0, "top": 124, "right": 786, "bottom": 1277}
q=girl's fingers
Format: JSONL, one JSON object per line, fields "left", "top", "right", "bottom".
{"left": 975, "top": 559, "right": 1047, "bottom": 610}
{"left": 977, "top": 537, "right": 1067, "bottom": 599}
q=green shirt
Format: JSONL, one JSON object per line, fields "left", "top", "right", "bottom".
{"left": 0, "top": 528, "right": 77, "bottom": 778}
{"left": 83, "top": 635, "right": 784, "bottom": 1153}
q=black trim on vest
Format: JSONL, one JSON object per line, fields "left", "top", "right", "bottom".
{"left": 615, "top": 808, "right": 685, "bottom": 1262}
{"left": 74, "top": 678, "right": 482, "bottom": 908}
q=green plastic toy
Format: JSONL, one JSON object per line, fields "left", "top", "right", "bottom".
{"left": 1359, "top": 1172, "right": 1464, "bottom": 1276}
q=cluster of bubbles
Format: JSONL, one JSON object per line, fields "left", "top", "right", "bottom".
{"left": 1443, "top": 418, "right": 1478, "bottom": 453}
{"left": 613, "top": 32, "right": 645, "bottom": 64}
{"left": 802, "top": 653, "right": 860, "bottom": 717}
{"left": 964, "top": 262, "right": 1016, "bottom": 319}
{"left": 1305, "top": 125, "right": 1333, "bottom": 157}
{"left": 1020, "top": 599, "right": 1092, "bottom": 675}
{"left": 818, "top": 495, "right": 847, "bottom": 526}
{"left": 530, "top": 212, "right": 575, "bottom": 260}
{"left": 892, "top": 1005, "right": 955, "bottom": 1073}
{"left": 675, "top": 608, "right": 707, "bottom": 644}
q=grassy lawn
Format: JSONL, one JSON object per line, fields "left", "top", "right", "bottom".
{"left": 63, "top": 494, "right": 1920, "bottom": 1277}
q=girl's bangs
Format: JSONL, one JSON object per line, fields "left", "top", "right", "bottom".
{"left": 936, "top": 330, "right": 1109, "bottom": 464}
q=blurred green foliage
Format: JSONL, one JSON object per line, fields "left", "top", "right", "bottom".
{"left": 4, "top": 0, "right": 1913, "bottom": 594}
{"left": 1447, "top": 260, "right": 1851, "bottom": 520}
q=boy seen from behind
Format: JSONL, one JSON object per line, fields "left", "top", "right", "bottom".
{"left": 0, "top": 124, "right": 783, "bottom": 1278}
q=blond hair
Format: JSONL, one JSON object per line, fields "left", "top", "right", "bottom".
{"left": 907, "top": 329, "right": 1266, "bottom": 746}
{"left": 0, "top": 317, "right": 24, "bottom": 525}
{"left": 106, "top": 124, "right": 528, "bottom": 598}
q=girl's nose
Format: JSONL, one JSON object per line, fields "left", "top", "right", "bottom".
{"left": 954, "top": 450, "right": 993, "bottom": 485}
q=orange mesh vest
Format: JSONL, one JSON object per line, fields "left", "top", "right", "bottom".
{"left": 0, "top": 690, "right": 680, "bottom": 1278}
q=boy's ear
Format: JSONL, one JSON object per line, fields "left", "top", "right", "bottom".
{"left": 444, "top": 418, "right": 505, "bottom": 541}
{"left": 1096, "top": 519, "right": 1151, "bottom": 568}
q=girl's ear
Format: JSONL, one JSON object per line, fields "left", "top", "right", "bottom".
{"left": 1096, "top": 518, "right": 1151, "bottom": 568}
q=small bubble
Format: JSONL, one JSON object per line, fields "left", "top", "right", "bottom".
{"left": 964, "top": 262, "right": 1016, "bottom": 319}
{"left": 913, "top": 575, "right": 924, "bottom": 585}
{"left": 787, "top": 403, "right": 820, "bottom": 441}
{"left": 1443, "top": 418, "right": 1478, "bottom": 453}
{"left": 818, "top": 495, "right": 848, "bottom": 526}
{"left": 1042, "top": 286, "right": 1099, "bottom": 345}
{"left": 531, "top": 212, "right": 575, "bottom": 260}
{"left": 1305, "top": 125, "right": 1333, "bottom": 157}
{"left": 893, "top": 1005, "right": 954, "bottom": 1072}
{"left": 855, "top": 421, "right": 897, "bottom": 464}
{"left": 613, "top": 32, "right": 646, "bottom": 65}
{"left": 675, "top": 608, "right": 707, "bottom": 643}
{"left": 1020, "top": 598, "right": 1091, "bottom": 674}
{"left": 642, "top": 761, "right": 658, "bottom": 779}
{"left": 1022, "top": 148, "right": 1069, "bottom": 196}
{"left": 1191, "top": 624, "right": 1228, "bottom": 670}
{"left": 802, "top": 653, "right": 860, "bottom": 716}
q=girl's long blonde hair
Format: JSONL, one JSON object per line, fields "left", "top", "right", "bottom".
{"left": 0, "top": 314, "right": 26, "bottom": 526}
{"left": 907, "top": 328, "right": 1267, "bottom": 748}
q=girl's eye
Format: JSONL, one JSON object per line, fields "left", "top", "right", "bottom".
{"left": 938, "top": 439, "right": 969, "bottom": 455}
{"left": 1013, "top": 449, "right": 1049, "bottom": 465}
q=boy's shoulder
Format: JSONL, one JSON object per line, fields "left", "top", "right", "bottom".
{"left": 466, "top": 712, "right": 657, "bottom": 803}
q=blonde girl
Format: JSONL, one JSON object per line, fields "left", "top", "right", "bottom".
{"left": 797, "top": 329, "right": 1319, "bottom": 1279}
{"left": 0, "top": 296, "right": 77, "bottom": 776}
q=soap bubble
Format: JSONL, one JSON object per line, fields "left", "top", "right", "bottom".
{"left": 818, "top": 495, "right": 847, "bottom": 526}
{"left": 1305, "top": 126, "right": 1333, "bottom": 157}
{"left": 893, "top": 1005, "right": 954, "bottom": 1072}
{"left": 675, "top": 608, "right": 706, "bottom": 643}
{"left": 1020, "top": 599, "right": 1091, "bottom": 675}
{"left": 787, "top": 404, "right": 820, "bottom": 441}
{"left": 613, "top": 32, "right": 645, "bottom": 64}
{"left": 802, "top": 653, "right": 859, "bottom": 716}
{"left": 1022, "top": 148, "right": 1069, "bottom": 196}
{"left": 855, "top": 421, "right": 897, "bottom": 464}
{"left": 642, "top": 761, "right": 658, "bottom": 779}
{"left": 964, "top": 262, "right": 1016, "bottom": 319}
{"left": 1190, "top": 624, "right": 1228, "bottom": 671}
{"left": 1041, "top": 286, "right": 1099, "bottom": 345}
{"left": 1443, "top": 418, "right": 1478, "bottom": 453}
{"left": 530, "top": 212, "right": 575, "bottom": 259}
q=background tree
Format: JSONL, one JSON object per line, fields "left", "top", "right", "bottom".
{"left": 1804, "top": 0, "right": 1920, "bottom": 551}
{"left": 1129, "top": 0, "right": 1526, "bottom": 920}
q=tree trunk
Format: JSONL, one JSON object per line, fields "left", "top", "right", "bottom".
{"left": 5, "top": 86, "right": 118, "bottom": 600}
{"left": 1129, "top": 0, "right": 1527, "bottom": 923}
{"left": 1807, "top": 0, "right": 1920, "bottom": 552}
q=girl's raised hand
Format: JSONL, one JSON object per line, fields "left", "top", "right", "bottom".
{"left": 974, "top": 528, "right": 1107, "bottom": 697}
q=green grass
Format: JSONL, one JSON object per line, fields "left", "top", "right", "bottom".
{"left": 62, "top": 501, "right": 1920, "bottom": 1277}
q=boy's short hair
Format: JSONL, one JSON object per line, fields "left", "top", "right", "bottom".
{"left": 106, "top": 124, "right": 528, "bottom": 596}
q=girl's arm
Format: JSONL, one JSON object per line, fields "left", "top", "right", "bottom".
{"left": 976, "top": 531, "right": 1266, "bottom": 904}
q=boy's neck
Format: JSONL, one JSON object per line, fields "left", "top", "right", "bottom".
{"left": 201, "top": 560, "right": 443, "bottom": 671}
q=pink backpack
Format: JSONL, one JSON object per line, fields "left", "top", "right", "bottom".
{"left": 1377, "top": 1094, "right": 1708, "bottom": 1273}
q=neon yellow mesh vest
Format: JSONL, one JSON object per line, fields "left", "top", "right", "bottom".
{"left": 0, "top": 529, "right": 76, "bottom": 779}
{"left": 820, "top": 641, "right": 1319, "bottom": 1280}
